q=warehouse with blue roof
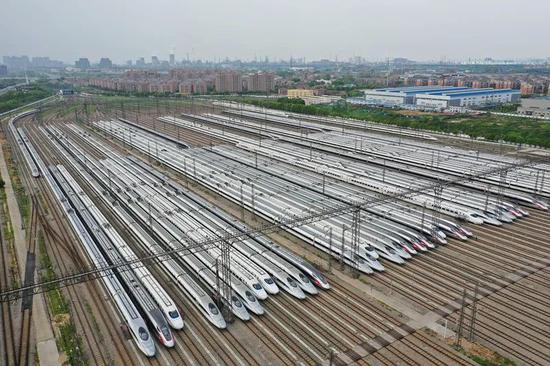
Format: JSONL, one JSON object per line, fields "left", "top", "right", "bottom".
{"left": 363, "top": 86, "right": 520, "bottom": 109}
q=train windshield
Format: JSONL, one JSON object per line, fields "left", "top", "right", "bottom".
{"left": 253, "top": 283, "right": 262, "bottom": 290}
{"left": 232, "top": 296, "right": 243, "bottom": 308}
{"left": 138, "top": 327, "right": 149, "bottom": 341}
{"left": 298, "top": 273, "right": 310, "bottom": 283}
{"left": 264, "top": 277, "right": 274, "bottom": 285}
{"left": 168, "top": 310, "right": 179, "bottom": 319}
{"left": 245, "top": 291, "right": 256, "bottom": 302}
{"left": 208, "top": 303, "right": 219, "bottom": 315}
{"left": 161, "top": 326, "right": 171, "bottom": 340}
{"left": 287, "top": 278, "right": 298, "bottom": 288}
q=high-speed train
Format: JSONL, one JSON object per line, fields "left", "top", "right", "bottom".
{"left": 52, "top": 167, "right": 175, "bottom": 348}
{"left": 89, "top": 154, "right": 264, "bottom": 317}
{"left": 266, "top": 243, "right": 330, "bottom": 290}
{"left": 99, "top": 156, "right": 269, "bottom": 302}
{"left": 112, "top": 202, "right": 229, "bottom": 329}
{"left": 235, "top": 242, "right": 306, "bottom": 299}
{"left": 59, "top": 165, "right": 185, "bottom": 331}
{"left": 45, "top": 165, "right": 156, "bottom": 356}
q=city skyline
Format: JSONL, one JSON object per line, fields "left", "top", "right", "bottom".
{"left": 1, "top": 0, "right": 550, "bottom": 64}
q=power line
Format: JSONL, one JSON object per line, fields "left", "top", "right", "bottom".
{"left": 0, "top": 156, "right": 535, "bottom": 303}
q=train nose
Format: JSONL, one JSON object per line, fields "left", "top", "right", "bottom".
{"left": 169, "top": 317, "right": 185, "bottom": 330}
{"left": 163, "top": 337, "right": 175, "bottom": 348}
{"left": 141, "top": 343, "right": 156, "bottom": 357}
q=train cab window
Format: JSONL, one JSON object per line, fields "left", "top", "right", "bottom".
{"left": 161, "top": 325, "right": 171, "bottom": 339}
{"left": 231, "top": 296, "right": 243, "bottom": 308}
{"left": 168, "top": 310, "right": 179, "bottom": 319}
{"left": 298, "top": 273, "right": 310, "bottom": 283}
{"left": 208, "top": 303, "right": 219, "bottom": 315}
{"left": 245, "top": 291, "right": 256, "bottom": 302}
{"left": 253, "top": 283, "right": 262, "bottom": 290}
{"left": 264, "top": 277, "right": 274, "bottom": 285}
{"left": 138, "top": 327, "right": 149, "bottom": 341}
{"left": 287, "top": 278, "right": 298, "bottom": 287}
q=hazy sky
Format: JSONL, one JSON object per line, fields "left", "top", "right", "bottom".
{"left": 1, "top": 0, "right": 549, "bottom": 63}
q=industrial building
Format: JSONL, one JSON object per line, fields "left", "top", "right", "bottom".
{"left": 363, "top": 86, "right": 520, "bottom": 109}
{"left": 287, "top": 89, "right": 315, "bottom": 98}
{"left": 364, "top": 86, "right": 469, "bottom": 106}
{"left": 517, "top": 97, "right": 550, "bottom": 119}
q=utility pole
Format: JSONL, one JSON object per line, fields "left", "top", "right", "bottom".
{"left": 468, "top": 281, "right": 479, "bottom": 342}
{"left": 251, "top": 183, "right": 256, "bottom": 220}
{"left": 327, "top": 226, "right": 333, "bottom": 271}
{"left": 240, "top": 183, "right": 244, "bottom": 220}
{"left": 497, "top": 170, "right": 507, "bottom": 208}
{"left": 328, "top": 347, "right": 336, "bottom": 366}
{"left": 351, "top": 207, "right": 361, "bottom": 278}
{"left": 216, "top": 240, "right": 233, "bottom": 323}
{"left": 432, "top": 182, "right": 443, "bottom": 241}
{"left": 455, "top": 287, "right": 467, "bottom": 348}
{"left": 340, "top": 224, "right": 349, "bottom": 269}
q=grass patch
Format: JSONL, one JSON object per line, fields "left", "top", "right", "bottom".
{"left": 0, "top": 179, "right": 20, "bottom": 287}
{"left": 1, "top": 141, "right": 31, "bottom": 226}
{"left": 469, "top": 353, "right": 515, "bottom": 366}
{"left": 37, "top": 231, "right": 87, "bottom": 365}
{"left": 58, "top": 322, "right": 87, "bottom": 366}
{"left": 453, "top": 342, "right": 516, "bottom": 366}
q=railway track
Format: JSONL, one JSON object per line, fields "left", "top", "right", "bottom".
{"left": 24, "top": 122, "right": 137, "bottom": 365}
{"left": 0, "top": 182, "right": 17, "bottom": 366}
{"left": 52, "top": 121, "right": 263, "bottom": 365}
{"left": 4, "top": 117, "right": 41, "bottom": 366}
{"left": 16, "top": 195, "right": 37, "bottom": 366}
{"left": 33, "top": 107, "right": 550, "bottom": 366}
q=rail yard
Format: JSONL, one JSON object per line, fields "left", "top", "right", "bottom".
{"left": 1, "top": 96, "right": 549, "bottom": 366}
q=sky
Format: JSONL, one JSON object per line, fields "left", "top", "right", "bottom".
{"left": 1, "top": 0, "right": 549, "bottom": 64}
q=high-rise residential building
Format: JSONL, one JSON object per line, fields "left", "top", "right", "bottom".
{"left": 99, "top": 58, "right": 113, "bottom": 68}
{"left": 245, "top": 72, "right": 274, "bottom": 92}
{"left": 472, "top": 80, "right": 482, "bottom": 89}
{"left": 3, "top": 56, "right": 30, "bottom": 69}
{"left": 31, "top": 57, "right": 63, "bottom": 68}
{"left": 152, "top": 56, "right": 160, "bottom": 65}
{"left": 136, "top": 57, "right": 145, "bottom": 66}
{"left": 520, "top": 82, "right": 534, "bottom": 95}
{"left": 169, "top": 54, "right": 175, "bottom": 66}
{"left": 75, "top": 58, "right": 91, "bottom": 69}
{"left": 0, "top": 65, "right": 7, "bottom": 76}
{"left": 215, "top": 71, "right": 242, "bottom": 93}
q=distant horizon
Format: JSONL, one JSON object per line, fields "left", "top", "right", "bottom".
{"left": 3, "top": 54, "right": 550, "bottom": 66}
{"left": 2, "top": 0, "right": 549, "bottom": 65}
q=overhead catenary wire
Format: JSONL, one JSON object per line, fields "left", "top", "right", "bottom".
{"left": 0, "top": 136, "right": 534, "bottom": 303}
